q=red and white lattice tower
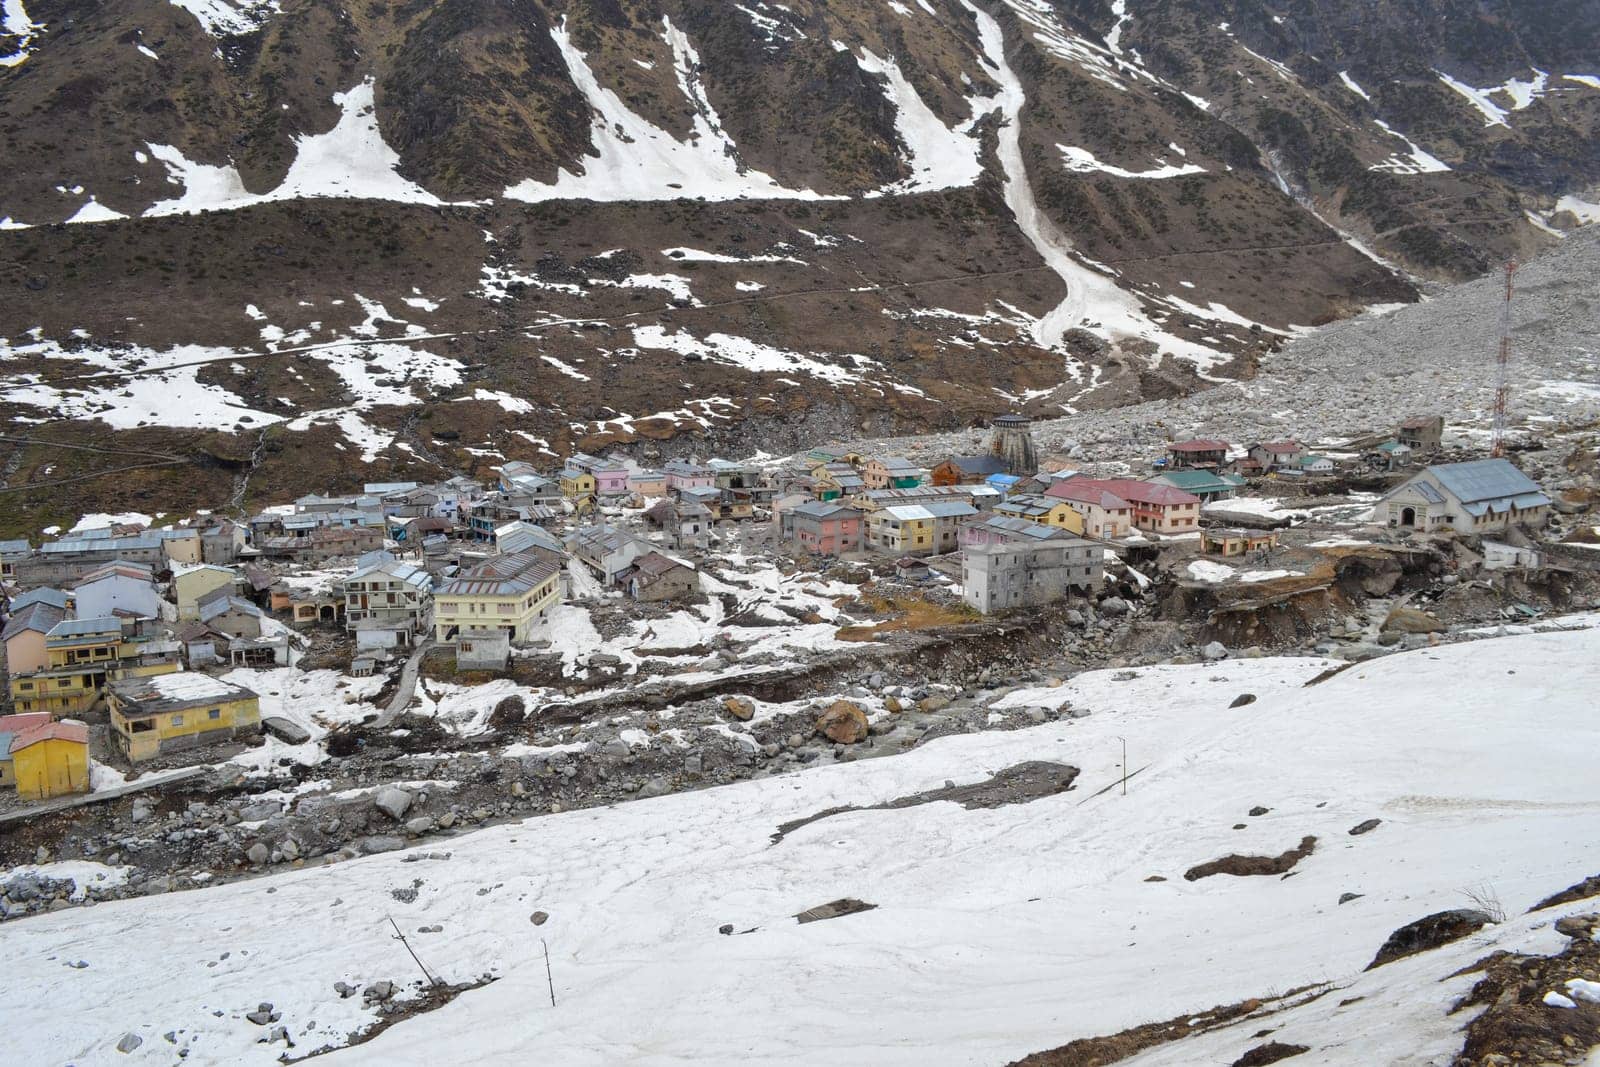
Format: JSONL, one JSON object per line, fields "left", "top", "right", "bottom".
{"left": 1490, "top": 259, "right": 1517, "bottom": 459}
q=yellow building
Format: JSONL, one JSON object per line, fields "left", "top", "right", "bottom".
{"left": 9, "top": 720, "right": 90, "bottom": 800}
{"left": 868, "top": 506, "right": 934, "bottom": 555}
{"left": 107, "top": 673, "right": 261, "bottom": 762}
{"left": 559, "top": 467, "right": 596, "bottom": 501}
{"left": 995, "top": 497, "right": 1085, "bottom": 534}
{"left": 173, "top": 563, "right": 238, "bottom": 619}
{"left": 8, "top": 617, "right": 181, "bottom": 717}
{"left": 434, "top": 549, "right": 562, "bottom": 645}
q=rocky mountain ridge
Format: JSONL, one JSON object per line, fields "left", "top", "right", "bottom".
{"left": 1, "top": 0, "right": 1598, "bottom": 531}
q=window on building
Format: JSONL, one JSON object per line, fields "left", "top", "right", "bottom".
{"left": 171, "top": 715, "right": 184, "bottom": 726}
{"left": 208, "top": 708, "right": 221, "bottom": 720}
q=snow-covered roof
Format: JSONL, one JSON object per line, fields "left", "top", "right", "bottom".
{"left": 110, "top": 672, "right": 258, "bottom": 714}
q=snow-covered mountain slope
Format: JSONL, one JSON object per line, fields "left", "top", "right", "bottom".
{"left": 3, "top": 625, "right": 1596, "bottom": 1065}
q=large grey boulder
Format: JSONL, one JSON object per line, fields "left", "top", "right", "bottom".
{"left": 374, "top": 787, "right": 414, "bottom": 820}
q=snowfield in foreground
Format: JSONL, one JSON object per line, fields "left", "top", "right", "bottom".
{"left": 3, "top": 628, "right": 1599, "bottom": 1065}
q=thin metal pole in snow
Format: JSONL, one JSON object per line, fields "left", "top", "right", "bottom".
{"left": 389, "top": 915, "right": 440, "bottom": 988}
{"left": 542, "top": 938, "right": 556, "bottom": 1007}
{"left": 1116, "top": 735, "right": 1127, "bottom": 795}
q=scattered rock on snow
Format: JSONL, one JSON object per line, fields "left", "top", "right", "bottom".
{"left": 1230, "top": 1041, "right": 1310, "bottom": 1066}
{"left": 1366, "top": 909, "right": 1492, "bottom": 969}
{"left": 1348, "top": 818, "right": 1382, "bottom": 836}
{"left": 530, "top": 911, "right": 549, "bottom": 926}
{"left": 721, "top": 697, "right": 755, "bottom": 721}
{"left": 815, "top": 700, "right": 868, "bottom": 745}
{"left": 1230, "top": 693, "right": 1257, "bottom": 708}
{"left": 795, "top": 897, "right": 877, "bottom": 924}
{"left": 116, "top": 1033, "right": 143, "bottom": 1053}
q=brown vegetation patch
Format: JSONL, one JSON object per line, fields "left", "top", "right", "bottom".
{"left": 287, "top": 976, "right": 497, "bottom": 1061}
{"left": 1185, "top": 836, "right": 1317, "bottom": 881}
{"left": 1448, "top": 913, "right": 1600, "bottom": 1066}
{"left": 1530, "top": 874, "right": 1600, "bottom": 913}
{"left": 836, "top": 595, "right": 978, "bottom": 641}
{"left": 1231, "top": 1042, "right": 1309, "bottom": 1066}
{"left": 1009, "top": 985, "right": 1329, "bottom": 1066}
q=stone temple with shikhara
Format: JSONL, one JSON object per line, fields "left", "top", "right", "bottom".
{"left": 987, "top": 413, "right": 1038, "bottom": 476}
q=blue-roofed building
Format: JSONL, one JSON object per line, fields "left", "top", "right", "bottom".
{"left": 985, "top": 473, "right": 1023, "bottom": 496}
{"left": 1380, "top": 459, "right": 1551, "bottom": 534}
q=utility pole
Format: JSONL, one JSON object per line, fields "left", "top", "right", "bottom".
{"left": 1490, "top": 260, "right": 1517, "bottom": 459}
{"left": 1115, "top": 735, "right": 1127, "bottom": 795}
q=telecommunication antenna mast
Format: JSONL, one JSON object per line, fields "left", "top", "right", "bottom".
{"left": 1490, "top": 260, "right": 1517, "bottom": 459}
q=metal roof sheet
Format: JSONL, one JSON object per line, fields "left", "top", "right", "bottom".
{"left": 1427, "top": 459, "right": 1544, "bottom": 506}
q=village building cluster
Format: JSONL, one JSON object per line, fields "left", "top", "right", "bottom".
{"left": 0, "top": 404, "right": 1562, "bottom": 804}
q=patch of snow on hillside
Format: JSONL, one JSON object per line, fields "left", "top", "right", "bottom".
{"left": 63, "top": 197, "right": 126, "bottom": 224}
{"left": 663, "top": 246, "right": 806, "bottom": 264}
{"left": 1338, "top": 70, "right": 1371, "bottom": 101}
{"left": 965, "top": 2, "right": 1232, "bottom": 375}
{"left": 1238, "top": 568, "right": 1303, "bottom": 582}
{"left": 1495, "top": 68, "right": 1549, "bottom": 110}
{"left": 1564, "top": 74, "right": 1600, "bottom": 90}
{"left": 1370, "top": 119, "right": 1450, "bottom": 174}
{"left": 507, "top": 19, "right": 831, "bottom": 204}
{"left": 542, "top": 356, "right": 591, "bottom": 382}
{"left": 268, "top": 80, "right": 444, "bottom": 204}
{"left": 1059, "top": 145, "right": 1204, "bottom": 179}
{"left": 998, "top": 0, "right": 1153, "bottom": 90}
{"left": 0, "top": 338, "right": 285, "bottom": 431}
{"left": 1238, "top": 43, "right": 1295, "bottom": 81}
{"left": 168, "top": 0, "right": 279, "bottom": 37}
{"left": 458, "top": 389, "right": 533, "bottom": 414}
{"left": 1104, "top": 0, "right": 1129, "bottom": 53}
{"left": 1185, "top": 559, "right": 1234, "bottom": 582}
{"left": 1437, "top": 71, "right": 1511, "bottom": 127}
{"left": 854, "top": 47, "right": 989, "bottom": 193}
{"left": 1555, "top": 195, "right": 1600, "bottom": 224}
{"left": 1156, "top": 294, "right": 1290, "bottom": 334}
{"left": 1, "top": 0, "right": 42, "bottom": 67}
{"left": 734, "top": 1, "right": 802, "bottom": 45}
{"left": 632, "top": 325, "right": 876, "bottom": 386}
{"left": 146, "top": 80, "right": 441, "bottom": 215}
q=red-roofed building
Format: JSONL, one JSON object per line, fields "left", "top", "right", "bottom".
{"left": 1044, "top": 481, "right": 1133, "bottom": 539}
{"left": 1050, "top": 479, "right": 1201, "bottom": 535}
{"left": 1246, "top": 440, "right": 1306, "bottom": 473}
{"left": 1165, "top": 439, "right": 1230, "bottom": 470}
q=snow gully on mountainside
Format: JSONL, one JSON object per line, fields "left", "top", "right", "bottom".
{"left": 962, "top": 1, "right": 1233, "bottom": 375}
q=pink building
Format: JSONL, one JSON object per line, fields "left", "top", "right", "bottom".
{"left": 784, "top": 501, "right": 863, "bottom": 556}
{"left": 1045, "top": 480, "right": 1135, "bottom": 538}
{"left": 569, "top": 453, "right": 631, "bottom": 497}
{"left": 1074, "top": 479, "right": 1202, "bottom": 534}
{"left": 663, "top": 459, "right": 714, "bottom": 492}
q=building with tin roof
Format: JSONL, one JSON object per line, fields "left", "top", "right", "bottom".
{"left": 108, "top": 673, "right": 261, "bottom": 762}
{"left": 434, "top": 549, "right": 561, "bottom": 645}
{"left": 1380, "top": 459, "right": 1551, "bottom": 534}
